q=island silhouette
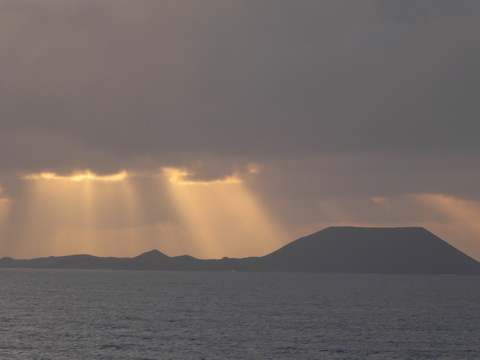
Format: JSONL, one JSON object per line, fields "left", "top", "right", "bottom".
{"left": 1, "top": 227, "right": 479, "bottom": 274}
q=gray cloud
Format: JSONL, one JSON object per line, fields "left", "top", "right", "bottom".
{"left": 1, "top": 0, "right": 480, "bottom": 197}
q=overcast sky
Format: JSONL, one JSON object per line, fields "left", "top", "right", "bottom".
{"left": 1, "top": 0, "right": 480, "bottom": 260}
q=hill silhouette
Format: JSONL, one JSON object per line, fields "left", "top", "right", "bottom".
{"left": 242, "top": 227, "right": 480, "bottom": 274}
{"left": 1, "top": 227, "right": 479, "bottom": 274}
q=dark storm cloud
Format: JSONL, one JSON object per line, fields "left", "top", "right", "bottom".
{"left": 1, "top": 0, "right": 480, "bottom": 194}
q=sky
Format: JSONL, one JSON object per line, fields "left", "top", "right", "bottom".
{"left": 1, "top": 0, "right": 480, "bottom": 261}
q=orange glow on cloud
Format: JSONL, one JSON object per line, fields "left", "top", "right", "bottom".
{"left": 412, "top": 194, "right": 480, "bottom": 223}
{"left": 163, "top": 167, "right": 286, "bottom": 259}
{"left": 164, "top": 167, "right": 243, "bottom": 186}
{"left": 246, "top": 163, "right": 262, "bottom": 174}
{"left": 372, "top": 196, "right": 392, "bottom": 210}
{"left": 23, "top": 170, "right": 128, "bottom": 182}
{"left": 411, "top": 193, "right": 480, "bottom": 261}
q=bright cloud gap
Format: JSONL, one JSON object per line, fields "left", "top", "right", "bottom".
{"left": 23, "top": 170, "right": 129, "bottom": 182}
{"left": 162, "top": 167, "right": 243, "bottom": 186}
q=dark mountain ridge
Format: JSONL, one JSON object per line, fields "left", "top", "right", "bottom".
{"left": 249, "top": 227, "right": 480, "bottom": 274}
{"left": 1, "top": 227, "right": 479, "bottom": 274}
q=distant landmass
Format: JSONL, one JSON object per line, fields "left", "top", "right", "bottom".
{"left": 1, "top": 227, "right": 479, "bottom": 274}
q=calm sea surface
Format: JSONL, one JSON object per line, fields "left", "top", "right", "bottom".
{"left": 0, "top": 269, "right": 479, "bottom": 359}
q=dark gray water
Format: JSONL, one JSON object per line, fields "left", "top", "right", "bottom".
{"left": 0, "top": 270, "right": 479, "bottom": 359}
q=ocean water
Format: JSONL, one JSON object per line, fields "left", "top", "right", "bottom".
{"left": 0, "top": 270, "right": 479, "bottom": 360}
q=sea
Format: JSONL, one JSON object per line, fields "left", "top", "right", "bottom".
{"left": 0, "top": 270, "right": 479, "bottom": 360}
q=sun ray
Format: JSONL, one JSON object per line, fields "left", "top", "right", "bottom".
{"left": 164, "top": 173, "right": 219, "bottom": 257}
{"left": 115, "top": 176, "right": 149, "bottom": 255}
{"left": 20, "top": 169, "right": 148, "bottom": 257}
{"left": 0, "top": 193, "right": 12, "bottom": 254}
{"left": 163, "top": 167, "right": 286, "bottom": 259}
{"left": 0, "top": 192, "right": 10, "bottom": 222}
{"left": 213, "top": 183, "right": 287, "bottom": 255}
{"left": 15, "top": 167, "right": 286, "bottom": 259}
